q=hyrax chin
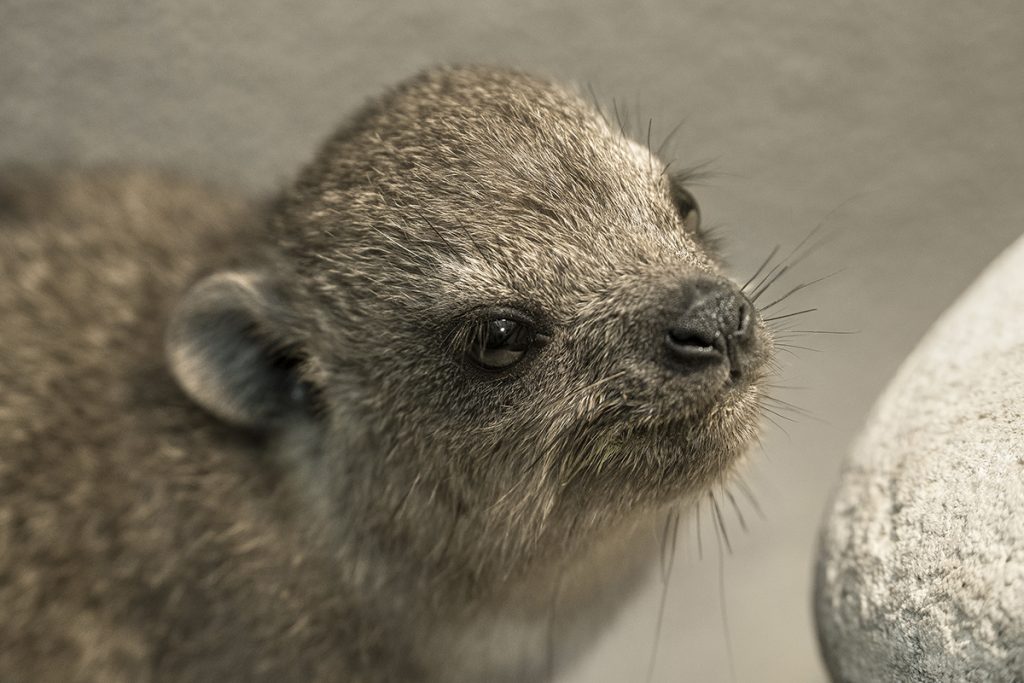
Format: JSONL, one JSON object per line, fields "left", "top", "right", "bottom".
{"left": 0, "top": 66, "right": 772, "bottom": 682}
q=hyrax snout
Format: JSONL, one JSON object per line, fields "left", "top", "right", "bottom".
{"left": 664, "top": 275, "right": 758, "bottom": 377}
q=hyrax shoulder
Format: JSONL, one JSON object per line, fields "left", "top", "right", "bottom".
{"left": 0, "top": 66, "right": 771, "bottom": 682}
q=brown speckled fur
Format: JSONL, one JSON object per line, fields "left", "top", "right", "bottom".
{"left": 0, "top": 67, "right": 771, "bottom": 681}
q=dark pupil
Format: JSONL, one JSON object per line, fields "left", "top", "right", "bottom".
{"left": 486, "top": 320, "right": 526, "bottom": 349}
{"left": 474, "top": 319, "right": 531, "bottom": 369}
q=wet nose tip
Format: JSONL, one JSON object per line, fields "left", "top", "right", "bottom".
{"left": 664, "top": 278, "right": 755, "bottom": 372}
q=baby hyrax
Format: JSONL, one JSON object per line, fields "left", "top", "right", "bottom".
{"left": 0, "top": 66, "right": 772, "bottom": 682}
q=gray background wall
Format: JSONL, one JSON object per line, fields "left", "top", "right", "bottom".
{"left": 3, "top": 1, "right": 1022, "bottom": 680}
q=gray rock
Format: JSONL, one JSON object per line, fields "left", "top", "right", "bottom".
{"left": 816, "top": 235, "right": 1024, "bottom": 682}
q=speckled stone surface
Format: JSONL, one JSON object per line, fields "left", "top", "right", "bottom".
{"left": 816, "top": 234, "right": 1024, "bottom": 682}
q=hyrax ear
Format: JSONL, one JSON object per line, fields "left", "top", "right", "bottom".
{"left": 166, "top": 270, "right": 311, "bottom": 429}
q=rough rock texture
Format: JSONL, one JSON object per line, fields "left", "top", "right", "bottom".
{"left": 816, "top": 234, "right": 1024, "bottom": 682}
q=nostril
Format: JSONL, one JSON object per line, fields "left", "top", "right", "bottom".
{"left": 733, "top": 301, "right": 752, "bottom": 339}
{"left": 665, "top": 325, "right": 725, "bottom": 365}
{"left": 667, "top": 327, "right": 720, "bottom": 353}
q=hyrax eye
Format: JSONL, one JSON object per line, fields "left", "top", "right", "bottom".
{"left": 670, "top": 184, "right": 701, "bottom": 234}
{"left": 467, "top": 318, "right": 540, "bottom": 371}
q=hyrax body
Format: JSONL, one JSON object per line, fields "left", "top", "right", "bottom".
{"left": 0, "top": 67, "right": 771, "bottom": 681}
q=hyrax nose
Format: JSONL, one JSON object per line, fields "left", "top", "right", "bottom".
{"left": 664, "top": 276, "right": 754, "bottom": 375}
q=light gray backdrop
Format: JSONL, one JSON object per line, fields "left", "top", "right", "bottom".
{"left": 4, "top": 1, "right": 1023, "bottom": 680}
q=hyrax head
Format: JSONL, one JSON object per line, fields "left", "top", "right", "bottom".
{"left": 168, "top": 66, "right": 771, "bottom": 545}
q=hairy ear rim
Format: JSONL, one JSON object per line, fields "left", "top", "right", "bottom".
{"left": 166, "top": 270, "right": 303, "bottom": 429}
